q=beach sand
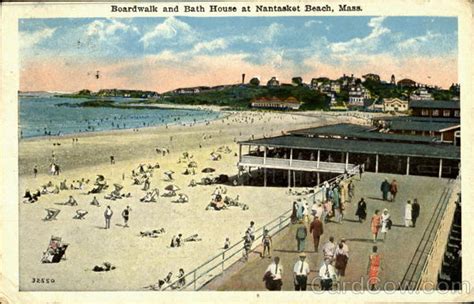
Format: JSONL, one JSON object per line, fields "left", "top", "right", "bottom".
{"left": 18, "top": 110, "right": 360, "bottom": 291}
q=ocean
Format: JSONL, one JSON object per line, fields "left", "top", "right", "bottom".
{"left": 19, "top": 95, "right": 222, "bottom": 139}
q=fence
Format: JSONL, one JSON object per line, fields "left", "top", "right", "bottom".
{"left": 162, "top": 165, "right": 360, "bottom": 291}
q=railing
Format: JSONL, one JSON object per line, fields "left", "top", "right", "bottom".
{"left": 161, "top": 165, "right": 360, "bottom": 291}
{"left": 239, "top": 155, "right": 356, "bottom": 173}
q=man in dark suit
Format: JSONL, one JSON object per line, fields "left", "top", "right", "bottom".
{"left": 412, "top": 199, "right": 421, "bottom": 227}
{"left": 309, "top": 215, "right": 324, "bottom": 252}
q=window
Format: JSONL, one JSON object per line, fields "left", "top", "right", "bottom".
{"left": 454, "top": 110, "right": 460, "bottom": 117}
{"left": 443, "top": 110, "right": 451, "bottom": 117}
{"left": 432, "top": 109, "right": 439, "bottom": 116}
{"left": 421, "top": 109, "right": 429, "bottom": 116}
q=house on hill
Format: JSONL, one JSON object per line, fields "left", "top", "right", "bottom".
{"left": 267, "top": 77, "right": 280, "bottom": 87}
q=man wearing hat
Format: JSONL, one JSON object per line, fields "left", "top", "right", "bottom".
{"left": 293, "top": 253, "right": 310, "bottom": 291}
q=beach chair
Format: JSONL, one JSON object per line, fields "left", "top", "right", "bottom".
{"left": 41, "top": 235, "right": 69, "bottom": 263}
{"left": 73, "top": 209, "right": 88, "bottom": 220}
{"left": 43, "top": 208, "right": 60, "bottom": 221}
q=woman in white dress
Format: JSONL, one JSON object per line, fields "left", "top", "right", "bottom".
{"left": 404, "top": 200, "right": 412, "bottom": 227}
{"left": 381, "top": 209, "right": 391, "bottom": 241}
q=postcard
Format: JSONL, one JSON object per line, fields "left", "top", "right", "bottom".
{"left": 0, "top": 0, "right": 472, "bottom": 303}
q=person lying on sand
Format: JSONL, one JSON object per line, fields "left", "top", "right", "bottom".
{"left": 184, "top": 234, "right": 202, "bottom": 242}
{"left": 144, "top": 272, "right": 173, "bottom": 291}
{"left": 92, "top": 262, "right": 116, "bottom": 272}
{"left": 140, "top": 228, "right": 166, "bottom": 238}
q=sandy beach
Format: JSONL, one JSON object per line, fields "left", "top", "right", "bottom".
{"left": 18, "top": 110, "right": 361, "bottom": 291}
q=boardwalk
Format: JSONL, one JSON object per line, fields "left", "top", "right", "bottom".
{"left": 204, "top": 172, "right": 456, "bottom": 291}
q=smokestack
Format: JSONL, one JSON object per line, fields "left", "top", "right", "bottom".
{"left": 242, "top": 73, "right": 246, "bottom": 84}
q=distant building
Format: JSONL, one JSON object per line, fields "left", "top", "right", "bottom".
{"left": 250, "top": 96, "right": 301, "bottom": 110}
{"left": 410, "top": 87, "right": 433, "bottom": 101}
{"left": 174, "top": 86, "right": 211, "bottom": 94}
{"left": 409, "top": 100, "right": 460, "bottom": 118}
{"left": 383, "top": 98, "right": 408, "bottom": 112}
{"left": 330, "top": 82, "right": 341, "bottom": 93}
{"left": 348, "top": 85, "right": 370, "bottom": 106}
{"left": 267, "top": 77, "right": 280, "bottom": 87}
{"left": 397, "top": 78, "right": 417, "bottom": 87}
{"left": 390, "top": 74, "right": 396, "bottom": 85}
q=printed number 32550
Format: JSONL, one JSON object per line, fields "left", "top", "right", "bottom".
{"left": 32, "top": 278, "right": 55, "bottom": 283}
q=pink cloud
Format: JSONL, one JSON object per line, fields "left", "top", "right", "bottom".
{"left": 20, "top": 53, "right": 457, "bottom": 93}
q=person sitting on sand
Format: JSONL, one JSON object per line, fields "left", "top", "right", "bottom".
{"left": 59, "top": 180, "right": 68, "bottom": 190}
{"left": 90, "top": 196, "right": 100, "bottom": 206}
{"left": 65, "top": 195, "right": 78, "bottom": 206}
{"left": 170, "top": 234, "right": 183, "bottom": 247}
{"left": 175, "top": 193, "right": 189, "bottom": 204}
{"left": 188, "top": 179, "right": 197, "bottom": 187}
{"left": 23, "top": 190, "right": 37, "bottom": 203}
{"left": 224, "top": 238, "right": 231, "bottom": 249}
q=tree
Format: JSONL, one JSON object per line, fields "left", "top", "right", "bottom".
{"left": 292, "top": 77, "right": 303, "bottom": 86}
{"left": 249, "top": 77, "right": 260, "bottom": 86}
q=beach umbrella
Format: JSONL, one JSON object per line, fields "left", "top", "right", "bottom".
{"left": 96, "top": 175, "right": 105, "bottom": 181}
{"left": 201, "top": 167, "right": 216, "bottom": 173}
{"left": 188, "top": 161, "right": 198, "bottom": 168}
{"left": 113, "top": 183, "right": 124, "bottom": 190}
{"left": 165, "top": 184, "right": 180, "bottom": 191}
{"left": 164, "top": 170, "right": 175, "bottom": 175}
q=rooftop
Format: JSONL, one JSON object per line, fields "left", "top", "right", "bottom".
{"left": 387, "top": 120, "right": 460, "bottom": 132}
{"left": 289, "top": 123, "right": 439, "bottom": 144}
{"left": 374, "top": 116, "right": 460, "bottom": 123}
{"left": 409, "top": 100, "right": 460, "bottom": 109}
{"left": 240, "top": 135, "right": 460, "bottom": 159}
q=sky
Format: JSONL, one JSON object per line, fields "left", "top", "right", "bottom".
{"left": 19, "top": 16, "right": 458, "bottom": 92}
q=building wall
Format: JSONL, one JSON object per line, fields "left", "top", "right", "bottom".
{"left": 411, "top": 108, "right": 460, "bottom": 118}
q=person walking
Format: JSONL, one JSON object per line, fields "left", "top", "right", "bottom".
{"left": 322, "top": 237, "right": 336, "bottom": 263}
{"left": 367, "top": 246, "right": 382, "bottom": 291}
{"left": 380, "top": 178, "right": 390, "bottom": 201}
{"left": 348, "top": 180, "right": 355, "bottom": 202}
{"left": 333, "top": 186, "right": 342, "bottom": 224}
{"left": 412, "top": 199, "right": 421, "bottom": 227}
{"left": 261, "top": 229, "right": 272, "bottom": 258}
{"left": 33, "top": 165, "right": 38, "bottom": 178}
{"left": 334, "top": 242, "right": 349, "bottom": 278}
{"left": 247, "top": 221, "right": 256, "bottom": 242}
{"left": 319, "top": 259, "right": 337, "bottom": 291}
{"left": 104, "top": 206, "right": 113, "bottom": 229}
{"left": 121, "top": 206, "right": 131, "bottom": 228}
{"left": 295, "top": 222, "right": 308, "bottom": 252}
{"left": 359, "top": 163, "right": 364, "bottom": 180}
{"left": 263, "top": 256, "right": 283, "bottom": 291}
{"left": 390, "top": 179, "right": 398, "bottom": 202}
{"left": 293, "top": 253, "right": 310, "bottom": 291}
{"left": 242, "top": 232, "right": 252, "bottom": 261}
{"left": 380, "top": 209, "right": 391, "bottom": 241}
{"left": 370, "top": 210, "right": 382, "bottom": 243}
{"left": 405, "top": 200, "right": 413, "bottom": 227}
{"left": 355, "top": 198, "right": 367, "bottom": 223}
{"left": 309, "top": 215, "right": 324, "bottom": 252}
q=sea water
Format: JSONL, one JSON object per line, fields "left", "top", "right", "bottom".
{"left": 19, "top": 95, "right": 223, "bottom": 139}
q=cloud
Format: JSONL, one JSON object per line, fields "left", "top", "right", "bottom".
{"left": 20, "top": 27, "right": 56, "bottom": 49}
{"left": 397, "top": 31, "right": 442, "bottom": 50}
{"left": 140, "top": 17, "right": 195, "bottom": 48}
{"left": 304, "top": 20, "right": 323, "bottom": 28}
{"left": 192, "top": 38, "right": 228, "bottom": 53}
{"left": 329, "top": 17, "right": 390, "bottom": 55}
{"left": 86, "top": 19, "right": 139, "bottom": 41}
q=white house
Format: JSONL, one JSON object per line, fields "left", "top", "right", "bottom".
{"left": 383, "top": 98, "right": 409, "bottom": 112}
